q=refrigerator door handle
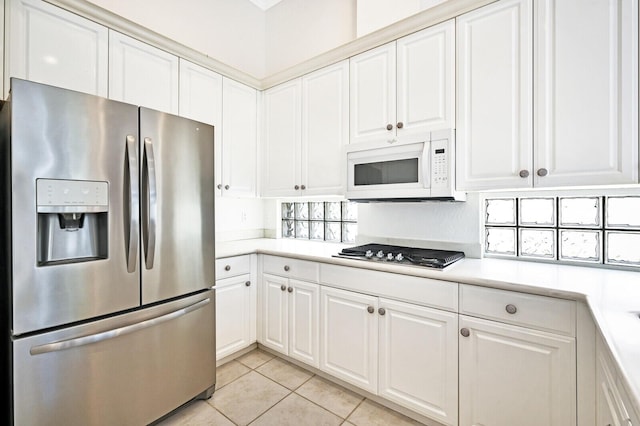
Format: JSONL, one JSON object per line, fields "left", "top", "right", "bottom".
{"left": 142, "top": 137, "right": 157, "bottom": 270}
{"left": 125, "top": 135, "right": 139, "bottom": 273}
{"left": 29, "top": 297, "right": 211, "bottom": 355}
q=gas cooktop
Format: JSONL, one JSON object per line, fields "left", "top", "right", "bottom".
{"left": 334, "top": 243, "right": 465, "bottom": 269}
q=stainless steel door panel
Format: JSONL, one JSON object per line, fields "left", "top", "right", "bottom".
{"left": 13, "top": 290, "right": 216, "bottom": 426}
{"left": 10, "top": 79, "right": 140, "bottom": 334}
{"left": 139, "top": 108, "right": 215, "bottom": 304}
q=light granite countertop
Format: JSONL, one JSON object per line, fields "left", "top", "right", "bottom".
{"left": 216, "top": 238, "right": 640, "bottom": 416}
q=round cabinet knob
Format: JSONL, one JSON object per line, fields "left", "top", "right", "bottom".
{"left": 294, "top": 185, "right": 300, "bottom": 190}
{"left": 284, "top": 265, "right": 290, "bottom": 272}
{"left": 217, "top": 184, "right": 222, "bottom": 190}
{"left": 301, "top": 185, "right": 306, "bottom": 190}
{"left": 519, "top": 170, "right": 530, "bottom": 178}
{"left": 245, "top": 281, "right": 251, "bottom": 287}
{"left": 224, "top": 265, "right": 231, "bottom": 271}
{"left": 537, "top": 168, "right": 548, "bottom": 177}
{"left": 280, "top": 284, "right": 286, "bottom": 291}
{"left": 386, "top": 124, "right": 393, "bottom": 131}
{"left": 460, "top": 328, "right": 470, "bottom": 337}
{"left": 367, "top": 306, "right": 375, "bottom": 314}
{"left": 505, "top": 304, "right": 517, "bottom": 314}
{"left": 396, "top": 122, "right": 404, "bottom": 129}
{"left": 287, "top": 287, "right": 293, "bottom": 293}
{"left": 378, "top": 308, "right": 386, "bottom": 316}
{"left": 224, "top": 185, "right": 230, "bottom": 190}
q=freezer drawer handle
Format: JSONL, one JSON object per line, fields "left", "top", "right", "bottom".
{"left": 125, "top": 135, "right": 139, "bottom": 273}
{"left": 142, "top": 137, "right": 157, "bottom": 270}
{"left": 30, "top": 298, "right": 211, "bottom": 355}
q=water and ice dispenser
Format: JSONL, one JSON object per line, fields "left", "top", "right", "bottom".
{"left": 36, "top": 179, "right": 109, "bottom": 266}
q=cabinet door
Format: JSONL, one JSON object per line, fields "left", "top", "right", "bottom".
{"left": 301, "top": 60, "right": 349, "bottom": 196}
{"left": 222, "top": 78, "right": 258, "bottom": 198}
{"left": 288, "top": 279, "right": 319, "bottom": 368}
{"left": 178, "top": 59, "right": 223, "bottom": 195}
{"left": 261, "top": 274, "right": 289, "bottom": 354}
{"left": 109, "top": 31, "right": 179, "bottom": 114}
{"left": 378, "top": 298, "right": 458, "bottom": 426}
{"left": 215, "top": 274, "right": 253, "bottom": 360}
{"left": 320, "top": 286, "right": 378, "bottom": 393}
{"left": 534, "top": 0, "right": 638, "bottom": 187}
{"left": 262, "top": 79, "right": 301, "bottom": 197}
{"left": 350, "top": 42, "right": 397, "bottom": 145}
{"left": 6, "top": 0, "right": 108, "bottom": 97}
{"left": 459, "top": 315, "right": 576, "bottom": 426}
{"left": 396, "top": 19, "right": 454, "bottom": 142}
{"left": 456, "top": 0, "right": 533, "bottom": 190}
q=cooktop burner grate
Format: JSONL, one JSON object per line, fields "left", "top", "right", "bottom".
{"left": 334, "top": 243, "right": 465, "bottom": 269}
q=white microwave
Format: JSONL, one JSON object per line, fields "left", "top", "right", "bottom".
{"left": 346, "top": 129, "right": 465, "bottom": 202}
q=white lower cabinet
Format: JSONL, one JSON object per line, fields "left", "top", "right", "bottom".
{"left": 319, "top": 286, "right": 458, "bottom": 425}
{"left": 215, "top": 255, "right": 256, "bottom": 360}
{"left": 261, "top": 274, "right": 320, "bottom": 368}
{"left": 459, "top": 315, "right": 576, "bottom": 426}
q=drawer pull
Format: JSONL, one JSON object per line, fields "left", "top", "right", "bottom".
{"left": 280, "top": 285, "right": 286, "bottom": 291}
{"left": 245, "top": 281, "right": 251, "bottom": 287}
{"left": 460, "top": 328, "right": 470, "bottom": 337}
{"left": 367, "top": 306, "right": 374, "bottom": 314}
{"left": 287, "top": 287, "right": 293, "bottom": 293}
{"left": 505, "top": 304, "right": 518, "bottom": 314}
{"left": 378, "top": 308, "right": 386, "bottom": 316}
{"left": 224, "top": 265, "right": 231, "bottom": 271}
{"left": 284, "top": 265, "right": 290, "bottom": 272}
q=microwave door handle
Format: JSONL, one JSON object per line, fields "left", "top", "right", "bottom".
{"left": 422, "top": 142, "right": 431, "bottom": 188}
{"left": 125, "top": 135, "right": 139, "bottom": 273}
{"left": 143, "top": 137, "right": 157, "bottom": 270}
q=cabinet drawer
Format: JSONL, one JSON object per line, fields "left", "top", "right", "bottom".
{"left": 460, "top": 284, "right": 576, "bottom": 336}
{"left": 215, "top": 255, "right": 251, "bottom": 280}
{"left": 262, "top": 255, "right": 319, "bottom": 282}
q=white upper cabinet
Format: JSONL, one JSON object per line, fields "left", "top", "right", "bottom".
{"left": 350, "top": 20, "right": 455, "bottom": 145}
{"left": 109, "top": 30, "right": 179, "bottom": 114}
{"left": 534, "top": 0, "right": 638, "bottom": 187}
{"left": 456, "top": 0, "right": 533, "bottom": 190}
{"left": 178, "top": 59, "right": 223, "bottom": 194}
{"left": 222, "top": 78, "right": 258, "bottom": 198}
{"left": 5, "top": 0, "right": 108, "bottom": 98}
{"left": 457, "top": 0, "right": 638, "bottom": 190}
{"left": 301, "top": 60, "right": 349, "bottom": 196}
{"left": 262, "top": 60, "right": 349, "bottom": 197}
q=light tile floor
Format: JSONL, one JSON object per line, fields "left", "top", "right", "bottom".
{"left": 156, "top": 348, "right": 425, "bottom": 426}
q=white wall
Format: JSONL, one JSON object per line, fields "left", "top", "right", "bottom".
{"left": 356, "top": 0, "right": 448, "bottom": 37}
{"left": 265, "top": 0, "right": 356, "bottom": 76}
{"left": 87, "top": 0, "right": 267, "bottom": 78}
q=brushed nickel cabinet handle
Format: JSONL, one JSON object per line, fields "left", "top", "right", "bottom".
{"left": 301, "top": 185, "right": 306, "bottom": 190}
{"left": 460, "top": 328, "right": 470, "bottom": 337}
{"left": 224, "top": 185, "right": 229, "bottom": 190}
{"left": 396, "top": 122, "right": 403, "bottom": 129}
{"left": 519, "top": 170, "right": 529, "bottom": 178}
{"left": 537, "top": 168, "right": 548, "bottom": 177}
{"left": 217, "top": 184, "right": 222, "bottom": 189}
{"left": 367, "top": 306, "right": 374, "bottom": 314}
{"left": 284, "top": 265, "right": 290, "bottom": 272}
{"left": 287, "top": 287, "right": 293, "bottom": 293}
{"left": 280, "top": 285, "right": 286, "bottom": 291}
{"left": 245, "top": 281, "right": 251, "bottom": 287}
{"left": 386, "top": 124, "right": 393, "bottom": 131}
{"left": 378, "top": 308, "right": 386, "bottom": 316}
{"left": 294, "top": 185, "right": 300, "bottom": 190}
{"left": 505, "top": 304, "right": 517, "bottom": 314}
{"left": 224, "top": 265, "right": 231, "bottom": 271}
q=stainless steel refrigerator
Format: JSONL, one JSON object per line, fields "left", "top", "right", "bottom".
{"left": 0, "top": 78, "right": 216, "bottom": 425}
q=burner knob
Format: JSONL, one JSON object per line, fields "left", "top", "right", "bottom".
{"left": 365, "top": 250, "right": 374, "bottom": 259}
{"left": 376, "top": 250, "right": 385, "bottom": 259}
{"left": 387, "top": 253, "right": 394, "bottom": 261}
{"left": 395, "top": 253, "right": 404, "bottom": 262}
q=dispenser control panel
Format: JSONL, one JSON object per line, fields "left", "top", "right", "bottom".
{"left": 37, "top": 179, "right": 108, "bottom": 211}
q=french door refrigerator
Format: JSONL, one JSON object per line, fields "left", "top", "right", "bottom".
{"left": 0, "top": 78, "right": 216, "bottom": 425}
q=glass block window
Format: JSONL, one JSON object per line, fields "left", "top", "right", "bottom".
{"left": 485, "top": 196, "right": 640, "bottom": 268}
{"left": 281, "top": 201, "right": 358, "bottom": 243}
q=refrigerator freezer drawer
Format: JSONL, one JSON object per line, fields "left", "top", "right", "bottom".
{"left": 12, "top": 289, "right": 216, "bottom": 426}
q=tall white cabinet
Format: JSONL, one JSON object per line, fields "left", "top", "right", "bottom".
{"left": 5, "top": 0, "right": 108, "bottom": 97}
{"left": 109, "top": 31, "right": 179, "bottom": 114}
{"left": 457, "top": 0, "right": 639, "bottom": 190}
{"left": 262, "top": 60, "right": 348, "bottom": 197}
{"left": 350, "top": 20, "right": 455, "bottom": 145}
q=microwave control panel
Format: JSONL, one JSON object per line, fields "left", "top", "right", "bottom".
{"left": 430, "top": 139, "right": 450, "bottom": 189}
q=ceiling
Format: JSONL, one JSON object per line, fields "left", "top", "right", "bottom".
{"left": 247, "top": 0, "right": 283, "bottom": 11}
